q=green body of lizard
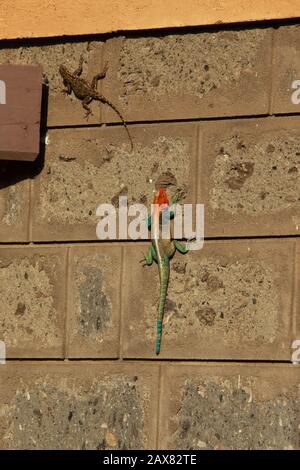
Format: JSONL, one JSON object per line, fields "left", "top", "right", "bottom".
{"left": 142, "top": 188, "right": 189, "bottom": 355}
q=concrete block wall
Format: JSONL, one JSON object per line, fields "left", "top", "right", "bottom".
{"left": 0, "top": 22, "right": 300, "bottom": 449}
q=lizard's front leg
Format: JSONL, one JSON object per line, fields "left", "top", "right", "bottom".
{"left": 61, "top": 81, "right": 72, "bottom": 95}
{"left": 166, "top": 189, "right": 185, "bottom": 219}
{"left": 140, "top": 245, "right": 157, "bottom": 266}
{"left": 82, "top": 96, "right": 93, "bottom": 119}
{"left": 91, "top": 62, "right": 109, "bottom": 90}
{"left": 73, "top": 55, "right": 84, "bottom": 77}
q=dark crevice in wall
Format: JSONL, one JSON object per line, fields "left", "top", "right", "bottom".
{"left": 0, "top": 234, "right": 300, "bottom": 247}
{"left": 2, "top": 357, "right": 296, "bottom": 364}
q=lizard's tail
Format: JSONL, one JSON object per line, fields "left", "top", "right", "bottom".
{"left": 100, "top": 96, "right": 133, "bottom": 152}
{"left": 156, "top": 259, "right": 170, "bottom": 355}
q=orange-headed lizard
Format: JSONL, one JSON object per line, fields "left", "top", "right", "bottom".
{"left": 142, "top": 188, "right": 190, "bottom": 355}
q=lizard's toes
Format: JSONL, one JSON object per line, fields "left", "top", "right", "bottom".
{"left": 139, "top": 258, "right": 147, "bottom": 267}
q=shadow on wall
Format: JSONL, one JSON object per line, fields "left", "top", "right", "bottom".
{"left": 0, "top": 82, "right": 48, "bottom": 190}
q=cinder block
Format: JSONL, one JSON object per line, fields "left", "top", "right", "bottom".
{"left": 295, "top": 241, "right": 300, "bottom": 349}
{"left": 66, "top": 244, "right": 122, "bottom": 358}
{"left": 0, "top": 169, "right": 30, "bottom": 242}
{"left": 0, "top": 41, "right": 103, "bottom": 126}
{"left": 122, "top": 239, "right": 295, "bottom": 360}
{"left": 199, "top": 116, "right": 300, "bottom": 237}
{"left": 159, "top": 363, "right": 300, "bottom": 450}
{"left": 0, "top": 362, "right": 159, "bottom": 450}
{"left": 272, "top": 25, "right": 300, "bottom": 115}
{"left": 31, "top": 123, "right": 197, "bottom": 241}
{"left": 101, "top": 29, "right": 272, "bottom": 123}
{"left": 0, "top": 246, "right": 67, "bottom": 358}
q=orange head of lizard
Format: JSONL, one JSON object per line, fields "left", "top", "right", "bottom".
{"left": 153, "top": 188, "right": 169, "bottom": 212}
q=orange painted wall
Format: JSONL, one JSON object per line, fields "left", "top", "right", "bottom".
{"left": 0, "top": 0, "right": 300, "bottom": 40}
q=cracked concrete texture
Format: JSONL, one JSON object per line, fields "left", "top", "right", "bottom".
{"left": 140, "top": 254, "right": 279, "bottom": 347}
{"left": 39, "top": 130, "right": 192, "bottom": 226}
{"left": 67, "top": 246, "right": 122, "bottom": 358}
{"left": 0, "top": 162, "right": 30, "bottom": 241}
{"left": 0, "top": 374, "right": 146, "bottom": 450}
{"left": 273, "top": 25, "right": 300, "bottom": 114}
{"left": 118, "top": 29, "right": 268, "bottom": 102}
{"left": 172, "top": 375, "right": 300, "bottom": 450}
{"left": 73, "top": 254, "right": 112, "bottom": 339}
{"left": 210, "top": 133, "right": 300, "bottom": 215}
{"left": 0, "top": 184, "right": 24, "bottom": 227}
{"left": 122, "top": 238, "right": 295, "bottom": 360}
{"left": 0, "top": 251, "right": 64, "bottom": 354}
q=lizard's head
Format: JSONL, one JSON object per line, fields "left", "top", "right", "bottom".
{"left": 59, "top": 64, "right": 68, "bottom": 78}
{"left": 153, "top": 188, "right": 169, "bottom": 212}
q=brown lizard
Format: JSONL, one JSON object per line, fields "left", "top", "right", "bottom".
{"left": 59, "top": 56, "right": 133, "bottom": 151}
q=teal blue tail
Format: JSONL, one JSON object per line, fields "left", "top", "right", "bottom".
{"left": 156, "top": 320, "right": 163, "bottom": 355}
{"left": 156, "top": 258, "right": 170, "bottom": 355}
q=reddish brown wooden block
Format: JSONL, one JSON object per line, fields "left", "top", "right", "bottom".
{"left": 0, "top": 64, "right": 42, "bottom": 161}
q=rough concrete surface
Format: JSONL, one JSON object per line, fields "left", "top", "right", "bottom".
{"left": 118, "top": 31, "right": 265, "bottom": 100}
{"left": 67, "top": 245, "right": 122, "bottom": 358}
{"left": 0, "top": 363, "right": 159, "bottom": 450}
{"left": 102, "top": 28, "right": 272, "bottom": 121}
{"left": 0, "top": 247, "right": 66, "bottom": 357}
{"left": 200, "top": 117, "right": 300, "bottom": 236}
{"left": 272, "top": 25, "right": 300, "bottom": 114}
{"left": 122, "top": 240, "right": 295, "bottom": 359}
{"left": 31, "top": 124, "right": 197, "bottom": 241}
{"left": 0, "top": 178, "right": 29, "bottom": 242}
{"left": 296, "top": 241, "right": 300, "bottom": 342}
{"left": 159, "top": 364, "right": 300, "bottom": 450}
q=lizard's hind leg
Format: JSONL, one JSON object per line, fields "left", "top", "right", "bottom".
{"left": 82, "top": 96, "right": 93, "bottom": 119}
{"left": 174, "top": 240, "right": 189, "bottom": 254}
